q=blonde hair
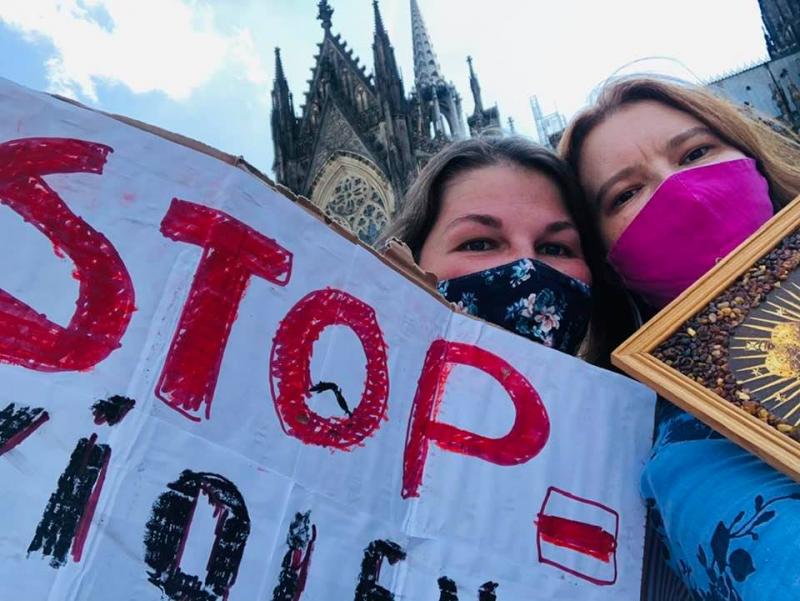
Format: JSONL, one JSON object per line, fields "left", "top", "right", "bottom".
{"left": 559, "top": 76, "right": 800, "bottom": 211}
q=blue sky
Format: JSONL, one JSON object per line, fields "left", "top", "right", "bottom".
{"left": 1, "top": 0, "right": 769, "bottom": 177}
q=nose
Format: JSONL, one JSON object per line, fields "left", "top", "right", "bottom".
{"left": 650, "top": 159, "right": 680, "bottom": 195}
{"left": 508, "top": 240, "right": 534, "bottom": 264}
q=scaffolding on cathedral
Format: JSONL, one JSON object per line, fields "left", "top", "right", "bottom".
{"left": 530, "top": 96, "right": 567, "bottom": 151}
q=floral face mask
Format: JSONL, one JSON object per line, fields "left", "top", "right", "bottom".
{"left": 437, "top": 258, "right": 592, "bottom": 356}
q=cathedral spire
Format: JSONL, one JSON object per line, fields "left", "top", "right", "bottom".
{"left": 317, "top": 0, "right": 333, "bottom": 32}
{"left": 467, "top": 56, "right": 483, "bottom": 114}
{"left": 373, "top": 0, "right": 386, "bottom": 36}
{"left": 466, "top": 54, "right": 500, "bottom": 136}
{"left": 274, "top": 47, "right": 286, "bottom": 84}
{"left": 373, "top": 0, "right": 405, "bottom": 114}
{"left": 271, "top": 47, "right": 296, "bottom": 185}
{"left": 271, "top": 47, "right": 294, "bottom": 127}
{"left": 410, "top": 0, "right": 444, "bottom": 88}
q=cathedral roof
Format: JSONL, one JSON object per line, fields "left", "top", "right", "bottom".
{"left": 299, "top": 30, "right": 375, "bottom": 126}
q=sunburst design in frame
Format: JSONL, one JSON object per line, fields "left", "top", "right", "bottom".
{"left": 730, "top": 279, "right": 800, "bottom": 425}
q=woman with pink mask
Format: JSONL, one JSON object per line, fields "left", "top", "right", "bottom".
{"left": 561, "top": 77, "right": 800, "bottom": 600}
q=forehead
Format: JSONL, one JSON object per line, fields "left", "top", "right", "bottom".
{"left": 440, "top": 163, "right": 567, "bottom": 216}
{"left": 579, "top": 100, "right": 706, "bottom": 184}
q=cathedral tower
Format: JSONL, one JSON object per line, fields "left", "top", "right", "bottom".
{"left": 270, "top": 0, "right": 500, "bottom": 244}
{"left": 759, "top": 0, "right": 800, "bottom": 59}
{"left": 408, "top": 0, "right": 466, "bottom": 140}
{"left": 466, "top": 56, "right": 501, "bottom": 135}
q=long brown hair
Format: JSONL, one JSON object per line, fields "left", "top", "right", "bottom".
{"left": 381, "top": 134, "right": 633, "bottom": 367}
{"left": 559, "top": 76, "right": 800, "bottom": 358}
{"left": 560, "top": 76, "right": 800, "bottom": 212}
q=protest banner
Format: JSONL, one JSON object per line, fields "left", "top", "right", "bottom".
{"left": 0, "top": 77, "right": 655, "bottom": 600}
{"left": 615, "top": 194, "right": 800, "bottom": 483}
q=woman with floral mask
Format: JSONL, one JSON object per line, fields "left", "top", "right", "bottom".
{"left": 561, "top": 76, "right": 800, "bottom": 600}
{"left": 381, "top": 135, "right": 627, "bottom": 363}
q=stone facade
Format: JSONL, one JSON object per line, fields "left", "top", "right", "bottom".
{"left": 759, "top": 0, "right": 800, "bottom": 59}
{"left": 270, "top": 0, "right": 499, "bottom": 245}
{"left": 706, "top": 2, "right": 800, "bottom": 131}
{"left": 709, "top": 51, "right": 800, "bottom": 131}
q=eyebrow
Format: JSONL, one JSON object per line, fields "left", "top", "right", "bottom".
{"left": 443, "top": 214, "right": 576, "bottom": 235}
{"left": 665, "top": 126, "right": 714, "bottom": 153}
{"left": 594, "top": 166, "right": 638, "bottom": 207}
{"left": 593, "top": 126, "right": 715, "bottom": 206}
{"left": 443, "top": 213, "right": 502, "bottom": 232}
{"left": 544, "top": 220, "right": 577, "bottom": 234}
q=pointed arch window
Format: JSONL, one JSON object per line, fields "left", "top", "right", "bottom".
{"left": 310, "top": 154, "right": 396, "bottom": 245}
{"left": 355, "top": 86, "right": 368, "bottom": 112}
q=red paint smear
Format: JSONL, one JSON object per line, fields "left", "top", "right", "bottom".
{"left": 0, "top": 137, "right": 135, "bottom": 372}
{"left": 70, "top": 435, "right": 110, "bottom": 563}
{"left": 0, "top": 410, "right": 49, "bottom": 455}
{"left": 292, "top": 524, "right": 316, "bottom": 601}
{"left": 202, "top": 482, "right": 239, "bottom": 601}
{"left": 121, "top": 192, "right": 136, "bottom": 204}
{"left": 174, "top": 488, "right": 200, "bottom": 569}
{"left": 155, "top": 198, "right": 293, "bottom": 422}
{"left": 402, "top": 339, "right": 550, "bottom": 498}
{"left": 269, "top": 288, "right": 389, "bottom": 450}
{"left": 537, "top": 514, "right": 616, "bottom": 563}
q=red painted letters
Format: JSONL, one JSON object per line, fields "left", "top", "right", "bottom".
{"left": 402, "top": 340, "right": 550, "bottom": 498}
{"left": 0, "top": 137, "right": 134, "bottom": 371}
{"left": 270, "top": 288, "right": 389, "bottom": 450}
{"left": 157, "top": 199, "right": 293, "bottom": 421}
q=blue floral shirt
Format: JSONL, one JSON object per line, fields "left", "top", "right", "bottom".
{"left": 643, "top": 400, "right": 800, "bottom": 600}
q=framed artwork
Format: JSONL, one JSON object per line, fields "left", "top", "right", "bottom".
{"left": 614, "top": 195, "right": 800, "bottom": 481}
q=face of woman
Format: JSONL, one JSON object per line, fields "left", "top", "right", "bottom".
{"left": 578, "top": 100, "right": 747, "bottom": 247}
{"left": 418, "top": 163, "right": 591, "bottom": 285}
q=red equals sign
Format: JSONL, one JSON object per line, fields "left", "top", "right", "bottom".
{"left": 536, "top": 486, "right": 619, "bottom": 586}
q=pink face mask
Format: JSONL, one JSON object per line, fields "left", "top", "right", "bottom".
{"left": 607, "top": 158, "right": 773, "bottom": 309}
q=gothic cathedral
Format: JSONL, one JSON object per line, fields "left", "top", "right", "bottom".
{"left": 270, "top": 0, "right": 500, "bottom": 244}
{"left": 760, "top": 0, "right": 800, "bottom": 59}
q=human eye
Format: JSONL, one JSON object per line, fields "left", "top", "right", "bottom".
{"left": 610, "top": 186, "right": 641, "bottom": 211}
{"left": 680, "top": 144, "right": 712, "bottom": 165}
{"left": 536, "top": 242, "right": 573, "bottom": 257}
{"left": 456, "top": 238, "right": 496, "bottom": 252}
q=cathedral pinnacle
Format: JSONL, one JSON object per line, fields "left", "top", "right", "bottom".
{"left": 317, "top": 0, "right": 334, "bottom": 31}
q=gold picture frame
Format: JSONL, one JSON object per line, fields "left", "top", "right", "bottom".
{"left": 613, "top": 194, "right": 800, "bottom": 481}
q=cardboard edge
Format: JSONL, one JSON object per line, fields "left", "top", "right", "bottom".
{"left": 46, "top": 90, "right": 444, "bottom": 300}
{"left": 44, "top": 86, "right": 616, "bottom": 365}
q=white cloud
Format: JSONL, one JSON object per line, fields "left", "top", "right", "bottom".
{"left": 1, "top": 0, "right": 268, "bottom": 102}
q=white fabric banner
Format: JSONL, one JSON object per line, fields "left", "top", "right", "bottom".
{"left": 0, "top": 78, "right": 656, "bottom": 601}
